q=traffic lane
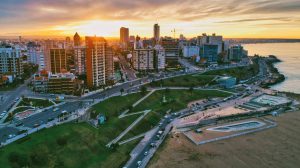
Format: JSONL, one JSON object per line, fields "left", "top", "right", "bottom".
{"left": 84, "top": 78, "right": 145, "bottom": 100}
{"left": 21, "top": 102, "right": 81, "bottom": 128}
{"left": 128, "top": 116, "right": 174, "bottom": 168}
{"left": 0, "top": 127, "right": 19, "bottom": 143}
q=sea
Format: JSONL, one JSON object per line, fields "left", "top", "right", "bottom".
{"left": 243, "top": 43, "right": 300, "bottom": 94}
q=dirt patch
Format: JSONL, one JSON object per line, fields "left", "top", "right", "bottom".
{"left": 148, "top": 111, "right": 300, "bottom": 168}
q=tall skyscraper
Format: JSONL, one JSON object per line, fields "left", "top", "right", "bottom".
{"left": 85, "top": 36, "right": 107, "bottom": 88}
{"left": 120, "top": 27, "right": 129, "bottom": 48}
{"left": 50, "top": 48, "right": 67, "bottom": 74}
{"left": 154, "top": 23, "right": 160, "bottom": 44}
{"left": 74, "top": 32, "right": 81, "bottom": 47}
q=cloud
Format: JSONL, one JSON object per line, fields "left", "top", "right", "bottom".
{"left": 216, "top": 17, "right": 292, "bottom": 23}
{"left": 0, "top": 0, "right": 300, "bottom": 37}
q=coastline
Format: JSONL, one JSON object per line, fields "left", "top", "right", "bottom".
{"left": 260, "top": 55, "right": 285, "bottom": 88}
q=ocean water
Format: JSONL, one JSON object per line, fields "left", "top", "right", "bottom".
{"left": 243, "top": 43, "right": 300, "bottom": 94}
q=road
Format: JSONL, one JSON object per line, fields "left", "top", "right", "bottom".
{"left": 119, "top": 55, "right": 137, "bottom": 81}
{"left": 0, "top": 77, "right": 33, "bottom": 121}
{"left": 0, "top": 101, "right": 89, "bottom": 143}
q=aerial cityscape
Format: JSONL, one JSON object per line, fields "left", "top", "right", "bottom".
{"left": 0, "top": 0, "right": 300, "bottom": 168}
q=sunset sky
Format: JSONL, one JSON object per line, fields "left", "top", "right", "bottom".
{"left": 1, "top": 0, "right": 300, "bottom": 38}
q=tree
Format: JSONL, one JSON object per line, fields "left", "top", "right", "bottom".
{"left": 120, "top": 88, "right": 124, "bottom": 95}
{"left": 140, "top": 86, "right": 147, "bottom": 95}
{"left": 8, "top": 152, "right": 30, "bottom": 168}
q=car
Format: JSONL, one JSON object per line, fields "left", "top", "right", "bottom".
{"left": 34, "top": 123, "right": 40, "bottom": 128}
{"left": 150, "top": 143, "right": 157, "bottom": 147}
{"left": 137, "top": 161, "right": 142, "bottom": 166}
{"left": 144, "top": 151, "right": 148, "bottom": 156}
{"left": 8, "top": 134, "right": 16, "bottom": 139}
{"left": 53, "top": 108, "right": 59, "bottom": 112}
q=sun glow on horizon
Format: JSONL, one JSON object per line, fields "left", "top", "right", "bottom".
{"left": 52, "top": 20, "right": 131, "bottom": 37}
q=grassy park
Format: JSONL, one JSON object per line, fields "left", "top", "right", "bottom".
{"left": 203, "top": 65, "right": 259, "bottom": 81}
{"left": 17, "top": 98, "right": 54, "bottom": 108}
{"left": 121, "top": 89, "right": 231, "bottom": 140}
{"left": 0, "top": 92, "right": 146, "bottom": 168}
{"left": 148, "top": 74, "right": 216, "bottom": 87}
{"left": 0, "top": 88, "right": 231, "bottom": 167}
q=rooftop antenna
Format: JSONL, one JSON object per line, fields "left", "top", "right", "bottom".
{"left": 171, "top": 29, "right": 176, "bottom": 39}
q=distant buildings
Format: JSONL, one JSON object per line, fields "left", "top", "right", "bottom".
{"left": 73, "top": 32, "right": 81, "bottom": 47}
{"left": 0, "top": 45, "right": 23, "bottom": 77}
{"left": 228, "top": 45, "right": 248, "bottom": 61}
{"left": 120, "top": 27, "right": 129, "bottom": 49}
{"left": 50, "top": 48, "right": 67, "bottom": 74}
{"left": 154, "top": 24, "right": 160, "bottom": 44}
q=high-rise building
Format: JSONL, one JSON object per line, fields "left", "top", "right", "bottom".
{"left": 74, "top": 46, "right": 86, "bottom": 75}
{"left": 27, "top": 42, "right": 45, "bottom": 71}
{"left": 200, "top": 44, "right": 218, "bottom": 63}
{"left": 133, "top": 49, "right": 154, "bottom": 71}
{"left": 228, "top": 45, "right": 248, "bottom": 61}
{"left": 133, "top": 45, "right": 165, "bottom": 71}
{"left": 199, "top": 33, "right": 223, "bottom": 54}
{"left": 74, "top": 32, "right": 81, "bottom": 47}
{"left": 154, "top": 24, "right": 160, "bottom": 44}
{"left": 120, "top": 27, "right": 129, "bottom": 48}
{"left": 85, "top": 36, "right": 107, "bottom": 88}
{"left": 105, "top": 46, "right": 114, "bottom": 82}
{"left": 43, "top": 40, "right": 55, "bottom": 71}
{"left": 50, "top": 48, "right": 67, "bottom": 74}
{"left": 154, "top": 45, "right": 166, "bottom": 70}
{"left": 161, "top": 37, "right": 179, "bottom": 61}
{"left": 183, "top": 45, "right": 200, "bottom": 58}
{"left": 0, "top": 45, "right": 23, "bottom": 76}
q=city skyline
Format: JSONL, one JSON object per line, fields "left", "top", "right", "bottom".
{"left": 1, "top": 0, "right": 300, "bottom": 39}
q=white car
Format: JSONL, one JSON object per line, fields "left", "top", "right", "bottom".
{"left": 8, "top": 134, "right": 16, "bottom": 139}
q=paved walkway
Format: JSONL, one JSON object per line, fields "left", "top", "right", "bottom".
{"left": 107, "top": 110, "right": 151, "bottom": 147}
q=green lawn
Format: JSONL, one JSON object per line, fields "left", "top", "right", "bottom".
{"left": 203, "top": 65, "right": 259, "bottom": 81}
{"left": 0, "top": 93, "right": 146, "bottom": 168}
{"left": 148, "top": 74, "right": 216, "bottom": 87}
{"left": 12, "top": 107, "right": 33, "bottom": 114}
{"left": 17, "top": 98, "right": 54, "bottom": 108}
{"left": 122, "top": 89, "right": 231, "bottom": 140}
